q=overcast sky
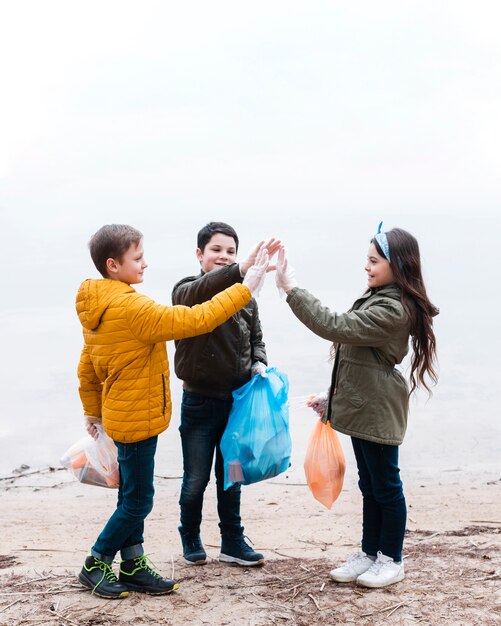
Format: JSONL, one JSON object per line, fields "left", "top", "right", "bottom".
{"left": 1, "top": 1, "right": 500, "bottom": 471}
{"left": 1, "top": 0, "right": 500, "bottom": 237}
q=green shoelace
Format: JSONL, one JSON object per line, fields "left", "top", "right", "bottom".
{"left": 87, "top": 558, "right": 119, "bottom": 593}
{"left": 127, "top": 554, "right": 163, "bottom": 579}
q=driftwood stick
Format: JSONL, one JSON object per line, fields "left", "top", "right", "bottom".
{"left": 12, "top": 574, "right": 57, "bottom": 587}
{"left": 417, "top": 532, "right": 441, "bottom": 542}
{"left": 270, "top": 549, "right": 296, "bottom": 559}
{"left": 275, "top": 579, "right": 311, "bottom": 596}
{"left": 15, "top": 548, "right": 76, "bottom": 553}
{"left": 48, "top": 606, "right": 80, "bottom": 626}
{"left": 308, "top": 594, "right": 321, "bottom": 611}
{"left": 250, "top": 592, "right": 292, "bottom": 612}
{"left": 471, "top": 572, "right": 500, "bottom": 582}
{"left": 0, "top": 598, "right": 24, "bottom": 613}
{"left": 0, "top": 588, "right": 80, "bottom": 596}
{"left": 387, "top": 601, "right": 409, "bottom": 618}
{"left": 360, "top": 600, "right": 414, "bottom": 618}
{"left": 0, "top": 467, "right": 65, "bottom": 481}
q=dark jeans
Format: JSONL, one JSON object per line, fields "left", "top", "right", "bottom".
{"left": 352, "top": 437, "right": 406, "bottom": 562}
{"left": 92, "top": 435, "right": 157, "bottom": 561}
{"left": 179, "top": 391, "right": 242, "bottom": 538}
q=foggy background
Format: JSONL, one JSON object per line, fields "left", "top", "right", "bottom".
{"left": 1, "top": 1, "right": 499, "bottom": 481}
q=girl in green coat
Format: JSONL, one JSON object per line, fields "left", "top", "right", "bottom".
{"left": 276, "top": 225, "right": 438, "bottom": 589}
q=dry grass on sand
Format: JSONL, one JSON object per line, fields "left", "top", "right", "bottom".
{"left": 1, "top": 525, "right": 500, "bottom": 625}
{"left": 1, "top": 469, "right": 500, "bottom": 625}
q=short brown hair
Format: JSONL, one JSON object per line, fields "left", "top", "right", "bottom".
{"left": 88, "top": 224, "right": 143, "bottom": 277}
{"left": 197, "top": 222, "right": 239, "bottom": 252}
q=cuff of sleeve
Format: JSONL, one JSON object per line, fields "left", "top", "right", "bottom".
{"left": 85, "top": 416, "right": 102, "bottom": 423}
{"left": 285, "top": 286, "right": 300, "bottom": 302}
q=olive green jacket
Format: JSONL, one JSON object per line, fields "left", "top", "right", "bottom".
{"left": 287, "top": 284, "right": 411, "bottom": 445}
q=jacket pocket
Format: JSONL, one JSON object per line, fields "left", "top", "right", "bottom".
{"left": 340, "top": 380, "right": 367, "bottom": 409}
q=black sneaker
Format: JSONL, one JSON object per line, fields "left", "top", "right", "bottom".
{"left": 219, "top": 535, "right": 265, "bottom": 567}
{"left": 119, "top": 555, "right": 179, "bottom": 595}
{"left": 79, "top": 555, "right": 129, "bottom": 599}
{"left": 179, "top": 527, "right": 207, "bottom": 565}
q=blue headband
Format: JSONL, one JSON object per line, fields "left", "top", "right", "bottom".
{"left": 374, "top": 221, "right": 391, "bottom": 262}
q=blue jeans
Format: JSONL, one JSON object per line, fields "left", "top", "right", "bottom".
{"left": 179, "top": 391, "right": 242, "bottom": 537}
{"left": 92, "top": 436, "right": 157, "bottom": 562}
{"left": 352, "top": 437, "right": 406, "bottom": 562}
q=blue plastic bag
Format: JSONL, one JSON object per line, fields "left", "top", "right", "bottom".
{"left": 220, "top": 367, "right": 292, "bottom": 490}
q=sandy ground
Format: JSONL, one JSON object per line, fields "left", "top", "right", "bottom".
{"left": 0, "top": 467, "right": 500, "bottom": 626}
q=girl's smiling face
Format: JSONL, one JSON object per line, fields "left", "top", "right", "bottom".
{"left": 365, "top": 242, "right": 395, "bottom": 288}
{"left": 196, "top": 232, "right": 237, "bottom": 273}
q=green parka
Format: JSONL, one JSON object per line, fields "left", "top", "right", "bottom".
{"left": 286, "top": 284, "right": 411, "bottom": 445}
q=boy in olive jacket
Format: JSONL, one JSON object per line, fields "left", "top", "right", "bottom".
{"left": 76, "top": 224, "right": 266, "bottom": 599}
{"left": 172, "top": 222, "right": 278, "bottom": 567}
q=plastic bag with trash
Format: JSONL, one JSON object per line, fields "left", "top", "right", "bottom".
{"left": 60, "top": 423, "right": 119, "bottom": 488}
{"left": 220, "top": 367, "right": 292, "bottom": 490}
{"left": 303, "top": 418, "right": 345, "bottom": 508}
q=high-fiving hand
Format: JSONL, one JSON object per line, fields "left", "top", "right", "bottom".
{"left": 242, "top": 246, "right": 270, "bottom": 296}
{"left": 239, "top": 238, "right": 281, "bottom": 275}
{"left": 276, "top": 246, "right": 298, "bottom": 295}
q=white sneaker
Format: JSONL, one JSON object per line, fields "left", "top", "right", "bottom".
{"left": 329, "top": 551, "right": 376, "bottom": 582}
{"left": 356, "top": 551, "right": 405, "bottom": 588}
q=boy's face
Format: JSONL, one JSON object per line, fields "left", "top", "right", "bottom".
{"left": 106, "top": 241, "right": 148, "bottom": 284}
{"left": 196, "top": 233, "right": 237, "bottom": 273}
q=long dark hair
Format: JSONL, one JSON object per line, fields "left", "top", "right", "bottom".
{"left": 374, "top": 228, "right": 438, "bottom": 395}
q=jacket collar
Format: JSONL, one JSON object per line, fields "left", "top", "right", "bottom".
{"left": 370, "top": 283, "right": 401, "bottom": 299}
{"left": 351, "top": 283, "right": 401, "bottom": 310}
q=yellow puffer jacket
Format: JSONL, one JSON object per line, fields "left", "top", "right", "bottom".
{"left": 76, "top": 278, "right": 251, "bottom": 443}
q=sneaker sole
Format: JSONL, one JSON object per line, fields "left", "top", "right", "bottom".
{"left": 356, "top": 570, "right": 405, "bottom": 589}
{"left": 330, "top": 564, "right": 374, "bottom": 583}
{"left": 218, "top": 553, "right": 265, "bottom": 567}
{"left": 120, "top": 582, "right": 180, "bottom": 595}
{"left": 183, "top": 557, "right": 207, "bottom": 566}
{"left": 329, "top": 572, "right": 359, "bottom": 583}
{"left": 78, "top": 573, "right": 129, "bottom": 599}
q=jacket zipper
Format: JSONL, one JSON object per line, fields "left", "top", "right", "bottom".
{"left": 161, "top": 374, "right": 166, "bottom": 415}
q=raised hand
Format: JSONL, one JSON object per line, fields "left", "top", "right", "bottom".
{"left": 276, "top": 246, "right": 298, "bottom": 295}
{"left": 242, "top": 246, "right": 270, "bottom": 296}
{"left": 240, "top": 238, "right": 281, "bottom": 275}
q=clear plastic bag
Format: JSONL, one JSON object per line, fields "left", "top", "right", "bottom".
{"left": 60, "top": 424, "right": 119, "bottom": 488}
{"left": 303, "top": 418, "right": 345, "bottom": 508}
{"left": 220, "top": 367, "right": 292, "bottom": 489}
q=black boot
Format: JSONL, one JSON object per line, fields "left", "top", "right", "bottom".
{"left": 79, "top": 555, "right": 129, "bottom": 599}
{"left": 119, "top": 555, "right": 179, "bottom": 595}
{"left": 219, "top": 535, "right": 265, "bottom": 566}
{"left": 179, "top": 526, "right": 207, "bottom": 565}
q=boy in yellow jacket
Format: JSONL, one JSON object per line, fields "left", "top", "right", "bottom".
{"left": 76, "top": 224, "right": 268, "bottom": 599}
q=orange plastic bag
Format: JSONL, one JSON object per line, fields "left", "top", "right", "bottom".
{"left": 304, "top": 418, "right": 345, "bottom": 508}
{"left": 60, "top": 424, "right": 119, "bottom": 489}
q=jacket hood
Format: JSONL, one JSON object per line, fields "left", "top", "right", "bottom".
{"left": 76, "top": 279, "right": 135, "bottom": 330}
{"left": 371, "top": 283, "right": 440, "bottom": 317}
